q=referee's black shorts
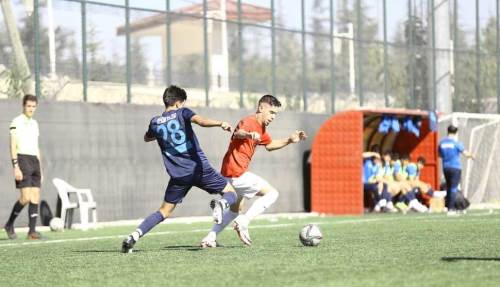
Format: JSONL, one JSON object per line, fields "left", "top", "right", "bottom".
{"left": 16, "top": 154, "right": 41, "bottom": 189}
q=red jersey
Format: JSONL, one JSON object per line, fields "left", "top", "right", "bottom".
{"left": 221, "top": 115, "right": 272, "bottom": 177}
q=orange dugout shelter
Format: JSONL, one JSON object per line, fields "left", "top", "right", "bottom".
{"left": 311, "top": 108, "right": 439, "bottom": 215}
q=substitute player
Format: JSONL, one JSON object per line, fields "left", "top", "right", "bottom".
{"left": 405, "top": 156, "right": 435, "bottom": 199}
{"left": 122, "top": 85, "right": 238, "bottom": 253}
{"left": 200, "top": 95, "right": 306, "bottom": 247}
{"left": 4, "top": 95, "right": 42, "bottom": 240}
{"left": 438, "top": 125, "right": 474, "bottom": 215}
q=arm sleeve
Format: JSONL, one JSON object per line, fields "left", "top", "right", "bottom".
{"left": 456, "top": 142, "right": 465, "bottom": 153}
{"left": 259, "top": 132, "right": 272, "bottom": 145}
{"left": 9, "top": 118, "right": 17, "bottom": 135}
{"left": 145, "top": 118, "right": 156, "bottom": 138}
{"left": 182, "top": 108, "right": 196, "bottom": 121}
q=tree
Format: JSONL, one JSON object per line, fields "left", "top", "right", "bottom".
{"left": 274, "top": 0, "right": 302, "bottom": 110}
{"left": 336, "top": 0, "right": 382, "bottom": 105}
{"left": 405, "top": 15, "right": 429, "bottom": 110}
{"left": 308, "top": 0, "right": 331, "bottom": 99}
{"left": 0, "top": 10, "right": 81, "bottom": 97}
{"left": 478, "top": 16, "right": 498, "bottom": 112}
{"left": 451, "top": 8, "right": 477, "bottom": 112}
{"left": 87, "top": 24, "right": 125, "bottom": 83}
{"left": 131, "top": 38, "right": 148, "bottom": 84}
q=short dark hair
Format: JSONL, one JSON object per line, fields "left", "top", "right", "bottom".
{"left": 401, "top": 154, "right": 411, "bottom": 161}
{"left": 447, "top": 125, "right": 458, "bottom": 135}
{"left": 258, "top": 95, "right": 281, "bottom": 107}
{"left": 370, "top": 145, "right": 380, "bottom": 153}
{"left": 23, "top": 94, "right": 37, "bottom": 106}
{"left": 391, "top": 152, "right": 400, "bottom": 160}
{"left": 417, "top": 156, "right": 426, "bottom": 165}
{"left": 382, "top": 151, "right": 392, "bottom": 157}
{"left": 163, "top": 85, "right": 187, "bottom": 107}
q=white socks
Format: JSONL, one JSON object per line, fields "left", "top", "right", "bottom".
{"left": 131, "top": 229, "right": 142, "bottom": 241}
{"left": 211, "top": 210, "right": 238, "bottom": 235}
{"left": 207, "top": 190, "right": 279, "bottom": 239}
{"left": 245, "top": 190, "right": 279, "bottom": 221}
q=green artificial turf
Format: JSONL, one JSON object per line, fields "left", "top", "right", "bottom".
{"left": 1, "top": 211, "right": 499, "bottom": 287}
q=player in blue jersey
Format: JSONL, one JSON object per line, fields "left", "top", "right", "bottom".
{"left": 438, "top": 125, "right": 474, "bottom": 215}
{"left": 122, "top": 85, "right": 238, "bottom": 253}
{"left": 397, "top": 154, "right": 429, "bottom": 213}
{"left": 362, "top": 152, "right": 392, "bottom": 212}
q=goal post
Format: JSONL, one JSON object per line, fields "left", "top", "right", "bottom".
{"left": 438, "top": 113, "right": 500, "bottom": 208}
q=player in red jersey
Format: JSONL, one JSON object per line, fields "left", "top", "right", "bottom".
{"left": 200, "top": 95, "right": 307, "bottom": 247}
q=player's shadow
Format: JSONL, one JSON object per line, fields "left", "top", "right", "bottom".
{"left": 442, "top": 256, "right": 500, "bottom": 262}
{"left": 163, "top": 245, "right": 204, "bottom": 251}
{"left": 163, "top": 245, "right": 243, "bottom": 251}
{"left": 74, "top": 249, "right": 145, "bottom": 253}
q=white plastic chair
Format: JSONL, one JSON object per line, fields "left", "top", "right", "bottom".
{"left": 52, "top": 178, "right": 98, "bottom": 230}
{"left": 52, "top": 178, "right": 78, "bottom": 229}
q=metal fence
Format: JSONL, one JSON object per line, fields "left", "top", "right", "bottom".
{"left": 1, "top": 0, "right": 500, "bottom": 114}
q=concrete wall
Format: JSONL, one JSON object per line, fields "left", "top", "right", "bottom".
{"left": 0, "top": 99, "right": 328, "bottom": 226}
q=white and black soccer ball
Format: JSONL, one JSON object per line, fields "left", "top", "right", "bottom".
{"left": 299, "top": 224, "right": 323, "bottom": 246}
{"left": 49, "top": 217, "right": 64, "bottom": 232}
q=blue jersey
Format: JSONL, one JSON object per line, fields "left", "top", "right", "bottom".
{"left": 146, "top": 108, "right": 209, "bottom": 179}
{"left": 438, "top": 137, "right": 464, "bottom": 170}
{"left": 362, "top": 159, "right": 374, "bottom": 183}
{"left": 405, "top": 163, "right": 419, "bottom": 180}
{"left": 393, "top": 160, "right": 402, "bottom": 176}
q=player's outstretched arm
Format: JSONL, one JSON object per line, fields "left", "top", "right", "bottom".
{"left": 265, "top": 130, "right": 307, "bottom": 151}
{"left": 191, "top": 115, "right": 232, "bottom": 132}
{"left": 362, "top": 152, "right": 380, "bottom": 159}
{"left": 233, "top": 129, "right": 260, "bottom": 140}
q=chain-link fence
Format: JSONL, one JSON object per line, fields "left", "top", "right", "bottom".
{"left": 1, "top": 0, "right": 500, "bottom": 114}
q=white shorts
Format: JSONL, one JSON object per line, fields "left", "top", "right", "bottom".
{"left": 228, "top": 172, "right": 272, "bottom": 199}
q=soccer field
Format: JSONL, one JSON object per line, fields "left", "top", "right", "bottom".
{"left": 1, "top": 212, "right": 500, "bottom": 287}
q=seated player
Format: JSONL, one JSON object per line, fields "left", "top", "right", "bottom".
{"left": 362, "top": 152, "right": 391, "bottom": 212}
{"left": 373, "top": 155, "right": 396, "bottom": 212}
{"left": 395, "top": 154, "right": 428, "bottom": 213}
{"left": 199, "top": 95, "right": 307, "bottom": 247}
{"left": 405, "top": 156, "right": 435, "bottom": 200}
{"left": 121, "top": 85, "right": 238, "bottom": 253}
{"left": 380, "top": 151, "right": 411, "bottom": 212}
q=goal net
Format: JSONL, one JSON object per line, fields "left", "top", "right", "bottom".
{"left": 438, "top": 113, "right": 500, "bottom": 209}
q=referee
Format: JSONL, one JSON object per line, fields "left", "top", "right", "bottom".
{"left": 4, "top": 95, "right": 42, "bottom": 239}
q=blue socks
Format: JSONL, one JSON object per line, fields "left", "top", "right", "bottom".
{"left": 137, "top": 211, "right": 165, "bottom": 237}
{"left": 222, "top": 191, "right": 237, "bottom": 206}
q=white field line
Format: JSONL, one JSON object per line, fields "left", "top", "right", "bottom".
{"left": 1, "top": 211, "right": 498, "bottom": 249}
{"left": 0, "top": 223, "right": 295, "bottom": 249}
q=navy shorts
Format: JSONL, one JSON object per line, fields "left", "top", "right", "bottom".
{"left": 16, "top": 154, "right": 41, "bottom": 189}
{"left": 363, "top": 183, "right": 378, "bottom": 194}
{"left": 164, "top": 165, "right": 228, "bottom": 204}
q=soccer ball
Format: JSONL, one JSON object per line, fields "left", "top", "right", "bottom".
{"left": 49, "top": 217, "right": 64, "bottom": 232}
{"left": 299, "top": 224, "right": 323, "bottom": 246}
